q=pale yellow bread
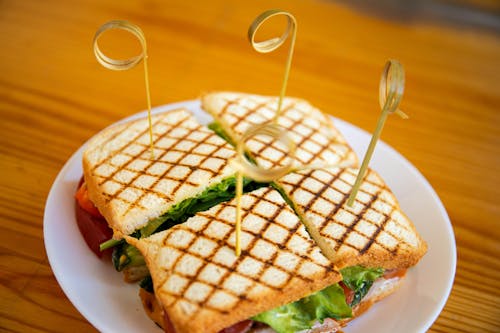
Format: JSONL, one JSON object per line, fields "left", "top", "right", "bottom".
{"left": 276, "top": 167, "right": 427, "bottom": 270}
{"left": 127, "top": 187, "right": 342, "bottom": 333}
{"left": 201, "top": 92, "right": 358, "bottom": 170}
{"left": 83, "top": 108, "right": 236, "bottom": 238}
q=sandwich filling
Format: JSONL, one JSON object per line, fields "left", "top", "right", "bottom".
{"left": 139, "top": 266, "right": 405, "bottom": 333}
{"left": 208, "top": 122, "right": 235, "bottom": 146}
{"left": 250, "top": 266, "right": 384, "bottom": 332}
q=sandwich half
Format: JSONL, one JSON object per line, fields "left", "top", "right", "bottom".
{"left": 127, "top": 187, "right": 342, "bottom": 333}
{"left": 201, "top": 92, "right": 358, "bottom": 169}
{"left": 82, "top": 108, "right": 240, "bottom": 239}
{"left": 275, "top": 167, "right": 427, "bottom": 269}
{"left": 126, "top": 185, "right": 424, "bottom": 333}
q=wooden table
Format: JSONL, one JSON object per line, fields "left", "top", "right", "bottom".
{"left": 1, "top": 0, "right": 499, "bottom": 332}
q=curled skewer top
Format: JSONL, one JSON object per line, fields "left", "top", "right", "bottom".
{"left": 93, "top": 20, "right": 148, "bottom": 71}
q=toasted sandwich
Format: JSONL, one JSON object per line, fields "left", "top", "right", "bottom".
{"left": 81, "top": 108, "right": 263, "bottom": 281}
{"left": 201, "top": 92, "right": 358, "bottom": 170}
{"left": 76, "top": 96, "right": 427, "bottom": 333}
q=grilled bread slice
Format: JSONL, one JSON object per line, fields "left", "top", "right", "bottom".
{"left": 276, "top": 167, "right": 427, "bottom": 270}
{"left": 126, "top": 187, "right": 342, "bottom": 333}
{"left": 83, "top": 109, "right": 237, "bottom": 238}
{"left": 201, "top": 92, "right": 358, "bottom": 170}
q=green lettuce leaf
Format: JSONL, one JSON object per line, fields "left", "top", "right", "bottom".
{"left": 139, "top": 176, "right": 264, "bottom": 237}
{"left": 252, "top": 266, "right": 385, "bottom": 332}
{"left": 252, "top": 284, "right": 352, "bottom": 333}
{"left": 208, "top": 122, "right": 235, "bottom": 146}
{"left": 139, "top": 275, "right": 154, "bottom": 293}
{"left": 340, "top": 266, "right": 384, "bottom": 306}
{"left": 112, "top": 241, "right": 145, "bottom": 271}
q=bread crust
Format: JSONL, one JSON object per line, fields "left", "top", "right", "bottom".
{"left": 139, "top": 288, "right": 164, "bottom": 328}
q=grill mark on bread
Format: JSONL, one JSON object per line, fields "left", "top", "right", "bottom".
{"left": 333, "top": 191, "right": 381, "bottom": 251}
{"left": 278, "top": 168, "right": 420, "bottom": 259}
{"left": 95, "top": 114, "right": 191, "bottom": 186}
{"left": 285, "top": 168, "right": 314, "bottom": 197}
{"left": 220, "top": 97, "right": 299, "bottom": 169}
{"left": 100, "top": 118, "right": 206, "bottom": 215}
{"left": 104, "top": 135, "right": 227, "bottom": 187}
{"left": 90, "top": 115, "right": 168, "bottom": 174}
{"left": 88, "top": 122, "right": 131, "bottom": 157}
{"left": 314, "top": 173, "right": 354, "bottom": 241}
{"left": 304, "top": 170, "right": 342, "bottom": 213}
{"left": 359, "top": 208, "right": 394, "bottom": 254}
{"left": 243, "top": 103, "right": 296, "bottom": 168}
{"left": 251, "top": 104, "right": 295, "bottom": 160}
{"left": 195, "top": 198, "right": 260, "bottom": 304}
{"left": 271, "top": 103, "right": 345, "bottom": 166}
{"left": 117, "top": 123, "right": 227, "bottom": 217}
{"left": 135, "top": 187, "right": 338, "bottom": 324}
{"left": 157, "top": 224, "right": 200, "bottom": 292}
{"left": 193, "top": 194, "right": 262, "bottom": 311}
{"left": 274, "top": 106, "right": 347, "bottom": 167}
{"left": 281, "top": 169, "right": 399, "bottom": 225}
{"left": 84, "top": 109, "right": 237, "bottom": 236}
{"left": 247, "top": 192, "right": 302, "bottom": 289}
{"left": 183, "top": 188, "right": 321, "bottom": 293}
{"left": 208, "top": 93, "right": 355, "bottom": 168}
{"left": 310, "top": 171, "right": 408, "bottom": 243}
{"left": 222, "top": 97, "right": 270, "bottom": 130}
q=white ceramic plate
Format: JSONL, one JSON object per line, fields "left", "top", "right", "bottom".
{"left": 44, "top": 100, "right": 456, "bottom": 333}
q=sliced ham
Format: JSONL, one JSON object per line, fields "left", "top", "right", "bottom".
{"left": 218, "top": 320, "right": 253, "bottom": 333}
{"left": 305, "top": 318, "right": 342, "bottom": 333}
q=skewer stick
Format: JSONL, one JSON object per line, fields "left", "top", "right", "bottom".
{"left": 233, "top": 123, "right": 296, "bottom": 256}
{"left": 235, "top": 171, "right": 243, "bottom": 256}
{"left": 248, "top": 10, "right": 297, "bottom": 122}
{"left": 93, "top": 20, "right": 155, "bottom": 159}
{"left": 232, "top": 10, "right": 298, "bottom": 256}
{"left": 347, "top": 60, "right": 407, "bottom": 207}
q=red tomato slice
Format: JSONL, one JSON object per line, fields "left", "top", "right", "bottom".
{"left": 75, "top": 180, "right": 113, "bottom": 258}
{"left": 218, "top": 320, "right": 253, "bottom": 333}
{"left": 75, "top": 201, "right": 113, "bottom": 258}
{"left": 75, "top": 182, "right": 103, "bottom": 218}
{"left": 383, "top": 268, "right": 407, "bottom": 280}
{"left": 340, "top": 281, "right": 354, "bottom": 305}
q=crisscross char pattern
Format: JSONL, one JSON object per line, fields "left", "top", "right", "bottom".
{"left": 135, "top": 187, "right": 338, "bottom": 331}
{"left": 278, "top": 168, "right": 421, "bottom": 260}
{"left": 207, "top": 93, "right": 357, "bottom": 169}
{"left": 84, "top": 109, "right": 236, "bottom": 236}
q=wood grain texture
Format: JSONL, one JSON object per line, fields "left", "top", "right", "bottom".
{"left": 0, "top": 0, "right": 499, "bottom": 332}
